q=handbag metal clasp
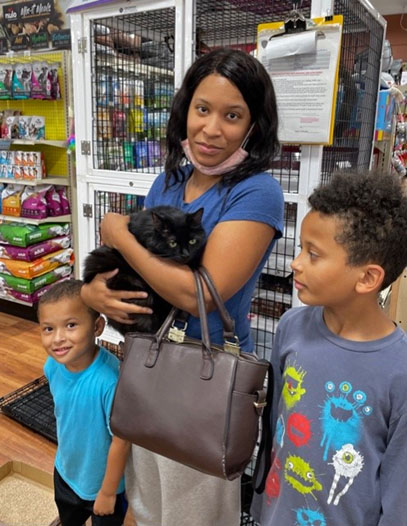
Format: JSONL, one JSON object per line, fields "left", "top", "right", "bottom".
{"left": 224, "top": 336, "right": 240, "bottom": 356}
{"left": 167, "top": 321, "right": 187, "bottom": 343}
{"left": 253, "top": 390, "right": 267, "bottom": 415}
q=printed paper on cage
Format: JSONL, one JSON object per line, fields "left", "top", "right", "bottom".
{"left": 257, "top": 16, "right": 343, "bottom": 145}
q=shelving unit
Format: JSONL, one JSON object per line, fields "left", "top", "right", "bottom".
{"left": 0, "top": 50, "right": 75, "bottom": 313}
{"left": 0, "top": 177, "right": 69, "bottom": 186}
{"left": 1, "top": 139, "right": 67, "bottom": 148}
{"left": 0, "top": 214, "right": 71, "bottom": 225}
{"left": 1, "top": 295, "right": 34, "bottom": 307}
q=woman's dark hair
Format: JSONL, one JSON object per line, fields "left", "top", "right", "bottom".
{"left": 165, "top": 48, "right": 279, "bottom": 187}
{"left": 309, "top": 171, "right": 407, "bottom": 290}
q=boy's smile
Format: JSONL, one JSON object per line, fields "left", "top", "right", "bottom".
{"left": 39, "top": 296, "right": 104, "bottom": 372}
{"left": 291, "top": 211, "right": 363, "bottom": 307}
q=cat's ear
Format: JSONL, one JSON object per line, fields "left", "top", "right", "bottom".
{"left": 151, "top": 211, "right": 164, "bottom": 230}
{"left": 189, "top": 207, "right": 204, "bottom": 225}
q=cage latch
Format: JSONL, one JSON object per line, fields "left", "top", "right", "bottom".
{"left": 81, "top": 140, "right": 91, "bottom": 155}
{"left": 82, "top": 204, "right": 93, "bottom": 218}
{"left": 78, "top": 37, "right": 87, "bottom": 54}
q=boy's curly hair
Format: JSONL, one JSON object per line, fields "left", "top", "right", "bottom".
{"left": 309, "top": 171, "right": 407, "bottom": 289}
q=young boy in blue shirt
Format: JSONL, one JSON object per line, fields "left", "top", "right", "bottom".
{"left": 38, "top": 279, "right": 130, "bottom": 526}
{"left": 253, "top": 171, "right": 407, "bottom": 526}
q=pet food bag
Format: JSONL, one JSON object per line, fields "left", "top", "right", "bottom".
{"left": 21, "top": 185, "right": 51, "bottom": 219}
{"left": 0, "top": 247, "right": 73, "bottom": 279}
{"left": 0, "top": 222, "right": 70, "bottom": 247}
{"left": 0, "top": 235, "right": 71, "bottom": 262}
{"left": 2, "top": 184, "right": 25, "bottom": 216}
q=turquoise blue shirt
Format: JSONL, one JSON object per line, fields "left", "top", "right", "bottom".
{"left": 44, "top": 347, "right": 125, "bottom": 500}
{"left": 145, "top": 167, "right": 284, "bottom": 352}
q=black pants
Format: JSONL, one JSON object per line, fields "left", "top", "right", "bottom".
{"left": 54, "top": 468, "right": 127, "bottom": 526}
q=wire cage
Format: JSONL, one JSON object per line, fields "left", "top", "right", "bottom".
{"left": 193, "top": 0, "right": 384, "bottom": 181}
{"left": 90, "top": 7, "right": 175, "bottom": 174}
{"left": 0, "top": 376, "right": 57, "bottom": 443}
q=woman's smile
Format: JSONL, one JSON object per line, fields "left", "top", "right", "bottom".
{"left": 195, "top": 142, "right": 223, "bottom": 155}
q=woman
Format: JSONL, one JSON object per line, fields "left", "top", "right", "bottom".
{"left": 82, "top": 48, "right": 284, "bottom": 526}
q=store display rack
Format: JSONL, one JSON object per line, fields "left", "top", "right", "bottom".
{"left": 0, "top": 214, "right": 71, "bottom": 225}
{"left": 0, "top": 50, "right": 75, "bottom": 313}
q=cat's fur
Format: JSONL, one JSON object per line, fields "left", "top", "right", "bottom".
{"left": 83, "top": 205, "right": 206, "bottom": 336}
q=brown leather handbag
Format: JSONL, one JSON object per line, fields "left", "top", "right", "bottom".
{"left": 110, "top": 266, "right": 271, "bottom": 480}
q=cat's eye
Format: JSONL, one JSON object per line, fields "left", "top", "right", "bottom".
{"left": 169, "top": 241, "right": 178, "bottom": 248}
{"left": 189, "top": 239, "right": 197, "bottom": 245}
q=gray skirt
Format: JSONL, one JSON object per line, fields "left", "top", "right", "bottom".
{"left": 125, "top": 445, "right": 241, "bottom": 526}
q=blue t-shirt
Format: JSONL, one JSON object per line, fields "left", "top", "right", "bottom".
{"left": 44, "top": 347, "right": 125, "bottom": 500}
{"left": 145, "top": 166, "right": 284, "bottom": 352}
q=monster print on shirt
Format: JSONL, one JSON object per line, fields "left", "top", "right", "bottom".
{"left": 295, "top": 507, "right": 327, "bottom": 526}
{"left": 276, "top": 415, "right": 286, "bottom": 448}
{"left": 287, "top": 412, "right": 312, "bottom": 447}
{"left": 282, "top": 364, "right": 307, "bottom": 410}
{"left": 265, "top": 456, "right": 282, "bottom": 503}
{"left": 327, "top": 443, "right": 364, "bottom": 506}
{"left": 284, "top": 454, "right": 323, "bottom": 499}
{"left": 320, "top": 381, "right": 372, "bottom": 461}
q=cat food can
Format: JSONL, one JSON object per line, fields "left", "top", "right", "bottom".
{"left": 121, "top": 78, "right": 134, "bottom": 106}
{"left": 97, "top": 108, "right": 112, "bottom": 139}
{"left": 147, "top": 140, "right": 161, "bottom": 167}
{"left": 134, "top": 79, "right": 144, "bottom": 107}
{"left": 113, "top": 110, "right": 127, "bottom": 138}
{"left": 133, "top": 141, "right": 148, "bottom": 169}
{"left": 123, "top": 141, "right": 134, "bottom": 170}
{"left": 128, "top": 109, "right": 144, "bottom": 134}
{"left": 96, "top": 73, "right": 111, "bottom": 107}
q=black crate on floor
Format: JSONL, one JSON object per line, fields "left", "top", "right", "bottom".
{"left": 0, "top": 375, "right": 57, "bottom": 443}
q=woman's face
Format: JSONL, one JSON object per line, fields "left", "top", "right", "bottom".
{"left": 186, "top": 73, "right": 251, "bottom": 169}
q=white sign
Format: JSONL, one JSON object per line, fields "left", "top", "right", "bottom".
{"left": 258, "top": 23, "right": 343, "bottom": 145}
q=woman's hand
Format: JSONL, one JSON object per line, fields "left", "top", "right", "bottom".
{"left": 100, "top": 212, "right": 130, "bottom": 249}
{"left": 81, "top": 269, "right": 153, "bottom": 324}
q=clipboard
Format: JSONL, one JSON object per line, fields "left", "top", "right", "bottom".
{"left": 257, "top": 15, "right": 343, "bottom": 145}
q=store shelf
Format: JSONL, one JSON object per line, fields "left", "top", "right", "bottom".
{"left": 95, "top": 54, "right": 173, "bottom": 77}
{"left": 10, "top": 139, "right": 67, "bottom": 148}
{"left": 0, "top": 214, "right": 71, "bottom": 225}
{"left": 0, "top": 293, "right": 33, "bottom": 307}
{"left": 0, "top": 177, "right": 70, "bottom": 186}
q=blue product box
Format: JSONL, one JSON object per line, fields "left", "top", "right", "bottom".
{"left": 133, "top": 141, "right": 148, "bottom": 169}
{"left": 375, "top": 89, "right": 395, "bottom": 139}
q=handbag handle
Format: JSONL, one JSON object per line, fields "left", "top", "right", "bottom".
{"left": 145, "top": 267, "right": 239, "bottom": 380}
{"left": 193, "top": 269, "right": 215, "bottom": 380}
{"left": 197, "top": 266, "right": 235, "bottom": 338}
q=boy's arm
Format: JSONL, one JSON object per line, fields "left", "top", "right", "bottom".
{"left": 93, "top": 436, "right": 131, "bottom": 516}
{"left": 378, "top": 411, "right": 407, "bottom": 525}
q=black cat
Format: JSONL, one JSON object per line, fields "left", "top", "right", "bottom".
{"left": 83, "top": 205, "right": 205, "bottom": 336}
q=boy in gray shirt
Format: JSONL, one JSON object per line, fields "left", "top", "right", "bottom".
{"left": 253, "top": 171, "right": 407, "bottom": 526}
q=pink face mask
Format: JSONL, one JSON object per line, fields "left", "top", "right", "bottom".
{"left": 181, "top": 123, "right": 254, "bottom": 177}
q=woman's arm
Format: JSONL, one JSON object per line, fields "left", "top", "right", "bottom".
{"left": 81, "top": 268, "right": 153, "bottom": 324}
{"left": 93, "top": 212, "right": 275, "bottom": 317}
